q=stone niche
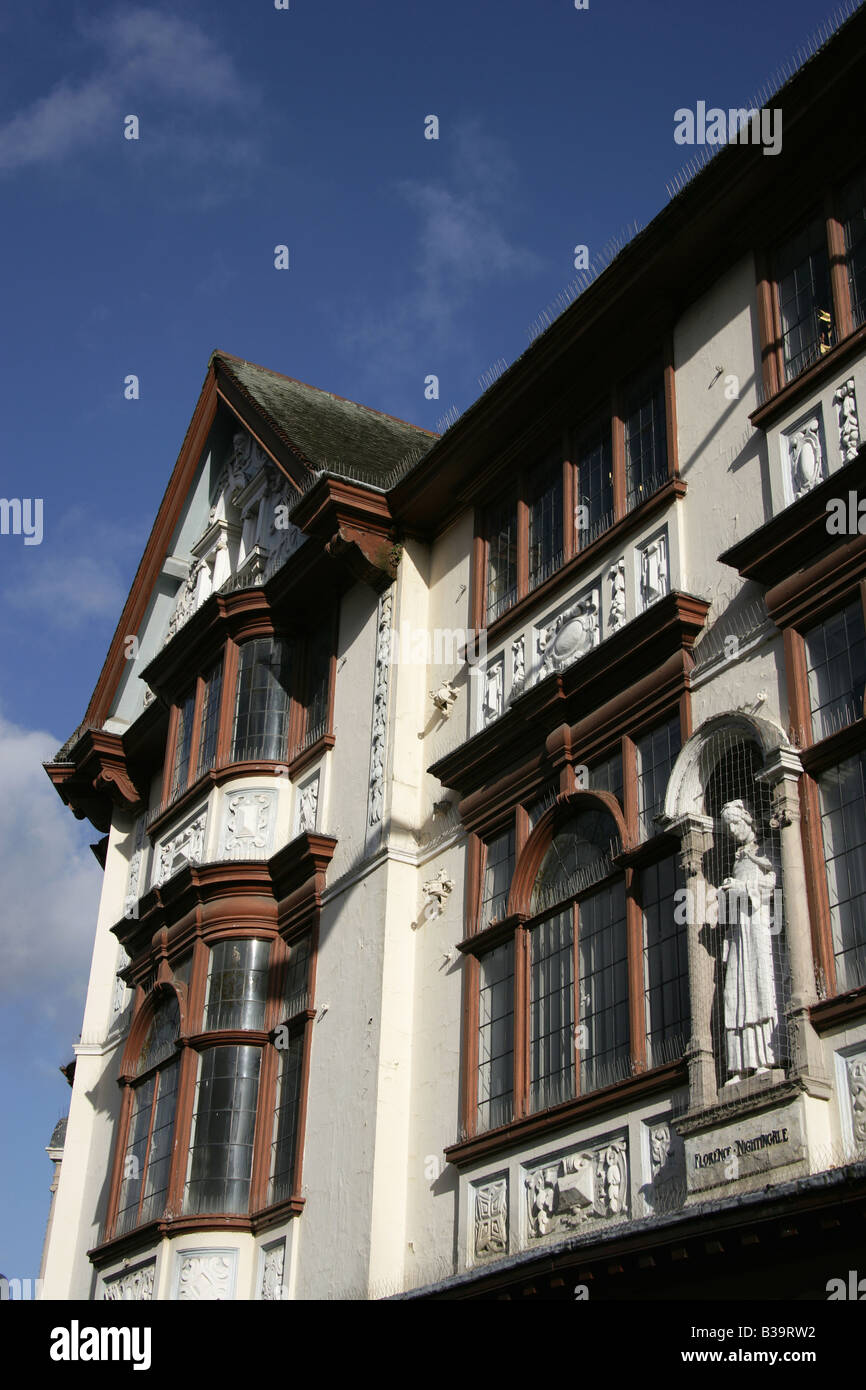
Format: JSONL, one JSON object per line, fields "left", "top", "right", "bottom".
{"left": 677, "top": 1090, "right": 809, "bottom": 1200}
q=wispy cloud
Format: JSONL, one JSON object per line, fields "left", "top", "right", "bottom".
{"left": 2, "top": 506, "right": 145, "bottom": 627}
{"left": 0, "top": 7, "right": 253, "bottom": 174}
{"left": 336, "top": 120, "right": 542, "bottom": 400}
{"left": 0, "top": 710, "right": 100, "bottom": 1029}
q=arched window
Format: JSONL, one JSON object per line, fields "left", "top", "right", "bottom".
{"left": 471, "top": 780, "right": 689, "bottom": 1137}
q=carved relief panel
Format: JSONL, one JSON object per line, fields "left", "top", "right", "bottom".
{"left": 536, "top": 585, "right": 600, "bottom": 678}
{"left": 259, "top": 1240, "right": 287, "bottom": 1301}
{"left": 102, "top": 1260, "right": 156, "bottom": 1301}
{"left": 523, "top": 1135, "right": 628, "bottom": 1240}
{"left": 473, "top": 1176, "right": 508, "bottom": 1259}
{"left": 833, "top": 378, "right": 861, "bottom": 463}
{"left": 220, "top": 789, "right": 276, "bottom": 860}
{"left": 175, "top": 1249, "right": 237, "bottom": 1301}
{"left": 782, "top": 410, "right": 827, "bottom": 503}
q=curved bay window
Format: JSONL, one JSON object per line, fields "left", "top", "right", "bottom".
{"left": 231, "top": 638, "right": 291, "bottom": 762}
{"left": 106, "top": 930, "right": 314, "bottom": 1244}
{"left": 157, "top": 619, "right": 336, "bottom": 819}
{"left": 468, "top": 773, "right": 689, "bottom": 1138}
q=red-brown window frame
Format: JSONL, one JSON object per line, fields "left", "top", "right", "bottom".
{"left": 471, "top": 346, "right": 678, "bottom": 633}
{"left": 461, "top": 703, "right": 689, "bottom": 1144}
{"left": 756, "top": 163, "right": 864, "bottom": 402}
{"left": 782, "top": 580, "right": 866, "bottom": 1001}
{"left": 103, "top": 923, "right": 317, "bottom": 1246}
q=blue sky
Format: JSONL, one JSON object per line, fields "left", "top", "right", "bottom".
{"left": 0, "top": 0, "right": 848, "bottom": 1285}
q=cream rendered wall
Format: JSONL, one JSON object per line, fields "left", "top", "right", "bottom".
{"left": 40, "top": 812, "right": 136, "bottom": 1298}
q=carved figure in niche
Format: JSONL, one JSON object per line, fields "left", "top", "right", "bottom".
{"left": 609, "top": 561, "right": 626, "bottom": 630}
{"left": 715, "top": 799, "right": 781, "bottom": 1081}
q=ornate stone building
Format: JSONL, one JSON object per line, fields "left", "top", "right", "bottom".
{"left": 42, "top": 13, "right": 866, "bottom": 1300}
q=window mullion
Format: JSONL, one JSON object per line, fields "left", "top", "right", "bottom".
{"left": 250, "top": 1043, "right": 276, "bottom": 1213}
{"left": 216, "top": 639, "right": 239, "bottom": 767}
{"left": 186, "top": 675, "right": 206, "bottom": 790}
{"left": 626, "top": 867, "right": 646, "bottom": 1074}
{"left": 517, "top": 481, "right": 529, "bottom": 600}
{"left": 514, "top": 926, "right": 528, "bottom": 1121}
{"left": 134, "top": 1073, "right": 161, "bottom": 1226}
{"left": 826, "top": 191, "right": 855, "bottom": 341}
{"left": 611, "top": 388, "right": 625, "bottom": 521}
{"left": 572, "top": 901, "right": 581, "bottom": 1098}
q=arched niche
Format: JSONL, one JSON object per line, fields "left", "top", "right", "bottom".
{"left": 662, "top": 712, "right": 795, "bottom": 825}
{"left": 507, "top": 790, "right": 627, "bottom": 918}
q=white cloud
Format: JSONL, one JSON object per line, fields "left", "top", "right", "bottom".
{"left": 0, "top": 711, "right": 100, "bottom": 1029}
{"left": 2, "top": 508, "right": 143, "bottom": 627}
{"left": 336, "top": 120, "right": 542, "bottom": 389}
{"left": 0, "top": 7, "right": 251, "bottom": 174}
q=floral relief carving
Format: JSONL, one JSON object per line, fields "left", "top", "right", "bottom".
{"left": 176, "top": 1252, "right": 236, "bottom": 1301}
{"left": 260, "top": 1242, "right": 286, "bottom": 1301}
{"left": 103, "top": 1262, "right": 155, "bottom": 1300}
{"left": 156, "top": 812, "right": 207, "bottom": 886}
{"left": 474, "top": 1178, "right": 508, "bottom": 1257}
{"left": 368, "top": 590, "right": 393, "bottom": 829}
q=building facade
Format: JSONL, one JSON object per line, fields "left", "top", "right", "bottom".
{"left": 42, "top": 14, "right": 866, "bottom": 1301}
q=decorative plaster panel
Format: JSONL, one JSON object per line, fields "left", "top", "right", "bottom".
{"left": 833, "top": 378, "right": 861, "bottom": 463}
{"left": 103, "top": 1261, "right": 156, "bottom": 1301}
{"left": 473, "top": 1177, "right": 508, "bottom": 1258}
{"left": 175, "top": 1249, "right": 237, "bottom": 1301}
{"left": 220, "top": 789, "right": 276, "bottom": 859}
{"left": 259, "top": 1240, "right": 286, "bottom": 1301}
{"left": 523, "top": 1136, "right": 628, "bottom": 1240}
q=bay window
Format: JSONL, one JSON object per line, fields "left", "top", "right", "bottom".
{"left": 106, "top": 929, "right": 316, "bottom": 1244}
{"left": 231, "top": 638, "right": 291, "bottom": 762}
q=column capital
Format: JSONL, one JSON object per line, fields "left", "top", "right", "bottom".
{"left": 755, "top": 747, "right": 805, "bottom": 826}
{"left": 658, "top": 813, "right": 714, "bottom": 876}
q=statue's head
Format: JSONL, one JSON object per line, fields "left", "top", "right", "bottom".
{"left": 720, "top": 799, "right": 755, "bottom": 844}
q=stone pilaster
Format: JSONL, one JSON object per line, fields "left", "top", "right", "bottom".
{"left": 666, "top": 813, "right": 718, "bottom": 1111}
{"left": 756, "top": 747, "right": 826, "bottom": 1085}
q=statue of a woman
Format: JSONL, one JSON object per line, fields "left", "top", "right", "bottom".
{"left": 716, "top": 799, "right": 780, "bottom": 1082}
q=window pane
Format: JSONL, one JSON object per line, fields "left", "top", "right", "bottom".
{"left": 636, "top": 717, "right": 681, "bottom": 839}
{"left": 137, "top": 994, "right": 180, "bottom": 1076}
{"left": 805, "top": 602, "right": 866, "bottom": 741}
{"left": 819, "top": 752, "right": 866, "bottom": 992}
{"left": 305, "top": 629, "right": 332, "bottom": 744}
{"left": 477, "top": 942, "right": 513, "bottom": 1132}
{"left": 578, "top": 881, "right": 630, "bottom": 1093}
{"left": 205, "top": 939, "right": 270, "bottom": 1032}
{"left": 139, "top": 1057, "right": 180, "bottom": 1224}
{"left": 115, "top": 1075, "right": 156, "bottom": 1236}
{"left": 196, "top": 660, "right": 223, "bottom": 777}
{"left": 588, "top": 750, "right": 624, "bottom": 802}
{"left": 528, "top": 456, "right": 564, "bottom": 590}
{"left": 282, "top": 936, "right": 311, "bottom": 1019}
{"left": 486, "top": 496, "right": 517, "bottom": 624}
{"left": 841, "top": 165, "right": 866, "bottom": 330}
{"left": 481, "top": 828, "right": 515, "bottom": 925}
{"left": 575, "top": 422, "right": 613, "bottom": 544}
{"left": 642, "top": 856, "right": 689, "bottom": 1067}
{"left": 184, "top": 1045, "right": 261, "bottom": 1215}
{"left": 269, "top": 1032, "right": 305, "bottom": 1206}
{"left": 532, "top": 809, "right": 620, "bottom": 913}
{"left": 624, "top": 374, "right": 667, "bottom": 512}
{"left": 776, "top": 219, "right": 834, "bottom": 382}
{"left": 170, "top": 692, "right": 196, "bottom": 796}
{"left": 231, "top": 638, "right": 291, "bottom": 762}
{"left": 529, "top": 910, "right": 575, "bottom": 1112}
